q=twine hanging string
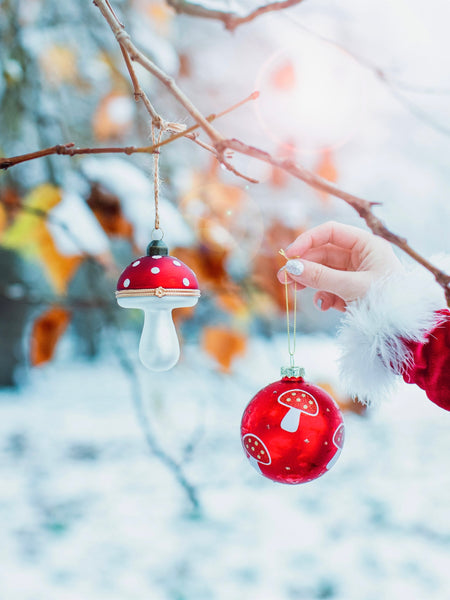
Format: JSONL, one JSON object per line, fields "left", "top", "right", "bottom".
{"left": 151, "top": 123, "right": 164, "bottom": 234}
{"left": 279, "top": 249, "right": 297, "bottom": 368}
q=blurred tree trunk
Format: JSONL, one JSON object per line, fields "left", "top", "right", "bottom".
{"left": 0, "top": 248, "right": 30, "bottom": 386}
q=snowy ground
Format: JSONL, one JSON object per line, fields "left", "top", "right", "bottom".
{"left": 0, "top": 334, "right": 449, "bottom": 600}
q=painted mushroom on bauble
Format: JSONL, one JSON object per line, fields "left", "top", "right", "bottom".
{"left": 277, "top": 388, "right": 319, "bottom": 432}
{"left": 116, "top": 239, "right": 200, "bottom": 371}
{"left": 242, "top": 433, "right": 271, "bottom": 474}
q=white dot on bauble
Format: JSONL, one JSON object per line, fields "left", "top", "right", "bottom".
{"left": 151, "top": 267, "right": 160, "bottom": 274}
{"left": 132, "top": 260, "right": 141, "bottom": 267}
{"left": 183, "top": 278, "right": 190, "bottom": 286}
{"left": 152, "top": 255, "right": 162, "bottom": 259}
{"left": 173, "top": 260, "right": 181, "bottom": 266}
{"left": 124, "top": 278, "right": 130, "bottom": 288}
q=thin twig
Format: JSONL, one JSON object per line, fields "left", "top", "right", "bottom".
{"left": 0, "top": 143, "right": 147, "bottom": 170}
{"left": 167, "top": 0, "right": 306, "bottom": 31}
{"left": 93, "top": 0, "right": 223, "bottom": 144}
{"left": 1, "top": 93, "right": 259, "bottom": 172}
{"left": 284, "top": 16, "right": 450, "bottom": 138}
{"left": 109, "top": 328, "right": 201, "bottom": 514}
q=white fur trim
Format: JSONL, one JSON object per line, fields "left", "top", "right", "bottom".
{"left": 338, "top": 255, "right": 450, "bottom": 405}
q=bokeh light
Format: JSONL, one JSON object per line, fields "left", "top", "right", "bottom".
{"left": 255, "top": 34, "right": 367, "bottom": 154}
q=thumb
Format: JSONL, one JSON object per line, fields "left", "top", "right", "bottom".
{"left": 285, "top": 258, "right": 366, "bottom": 299}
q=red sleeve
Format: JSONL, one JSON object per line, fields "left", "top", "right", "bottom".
{"left": 403, "top": 309, "right": 450, "bottom": 411}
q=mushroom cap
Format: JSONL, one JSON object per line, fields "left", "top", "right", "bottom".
{"left": 242, "top": 433, "right": 271, "bottom": 465}
{"left": 277, "top": 389, "right": 319, "bottom": 415}
{"left": 116, "top": 254, "right": 200, "bottom": 295}
{"left": 333, "top": 423, "right": 345, "bottom": 449}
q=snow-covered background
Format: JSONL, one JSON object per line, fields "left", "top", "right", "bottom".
{"left": 2, "top": 0, "right": 450, "bottom": 598}
{"left": 1, "top": 336, "right": 450, "bottom": 600}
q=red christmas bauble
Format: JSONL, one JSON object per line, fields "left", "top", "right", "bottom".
{"left": 241, "top": 374, "right": 344, "bottom": 484}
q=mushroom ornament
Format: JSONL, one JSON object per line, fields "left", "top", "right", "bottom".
{"left": 116, "top": 239, "right": 200, "bottom": 371}
{"left": 241, "top": 367, "right": 344, "bottom": 484}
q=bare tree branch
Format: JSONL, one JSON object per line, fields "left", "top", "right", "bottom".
{"left": 217, "top": 138, "right": 450, "bottom": 303}
{"left": 0, "top": 143, "right": 151, "bottom": 170}
{"left": 0, "top": 92, "right": 259, "bottom": 172}
{"left": 167, "top": 0, "right": 306, "bottom": 31}
{"left": 4, "top": 3, "right": 449, "bottom": 303}
{"left": 93, "top": 0, "right": 223, "bottom": 144}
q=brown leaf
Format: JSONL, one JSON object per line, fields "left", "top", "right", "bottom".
{"left": 316, "top": 381, "right": 368, "bottom": 416}
{"left": 202, "top": 327, "right": 247, "bottom": 373}
{"left": 0, "top": 187, "right": 21, "bottom": 228}
{"left": 38, "top": 228, "right": 83, "bottom": 294}
{"left": 170, "top": 246, "right": 229, "bottom": 291}
{"left": 216, "top": 290, "right": 248, "bottom": 317}
{"left": 30, "top": 306, "right": 71, "bottom": 366}
{"left": 87, "top": 183, "right": 135, "bottom": 242}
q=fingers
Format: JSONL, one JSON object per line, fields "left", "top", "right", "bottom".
{"left": 277, "top": 268, "right": 306, "bottom": 289}
{"left": 284, "top": 258, "right": 368, "bottom": 300}
{"left": 301, "top": 244, "right": 351, "bottom": 271}
{"left": 285, "top": 221, "right": 370, "bottom": 258}
{"left": 314, "top": 291, "right": 346, "bottom": 312}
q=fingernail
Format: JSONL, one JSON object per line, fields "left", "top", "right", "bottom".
{"left": 285, "top": 259, "right": 304, "bottom": 276}
{"left": 317, "top": 298, "right": 323, "bottom": 309}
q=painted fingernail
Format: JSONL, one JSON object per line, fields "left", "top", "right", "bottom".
{"left": 285, "top": 259, "right": 304, "bottom": 276}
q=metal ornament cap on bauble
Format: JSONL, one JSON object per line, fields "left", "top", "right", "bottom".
{"left": 116, "top": 240, "right": 200, "bottom": 371}
{"left": 241, "top": 370, "right": 344, "bottom": 484}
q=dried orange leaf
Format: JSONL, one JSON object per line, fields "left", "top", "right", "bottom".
{"left": 202, "top": 327, "right": 247, "bottom": 373}
{"left": 87, "top": 183, "right": 134, "bottom": 240}
{"left": 316, "top": 381, "right": 367, "bottom": 415}
{"left": 30, "top": 306, "right": 71, "bottom": 366}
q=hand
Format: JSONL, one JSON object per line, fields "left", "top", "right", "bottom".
{"left": 277, "top": 221, "right": 402, "bottom": 312}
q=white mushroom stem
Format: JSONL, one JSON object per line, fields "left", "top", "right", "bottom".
{"left": 117, "top": 295, "right": 198, "bottom": 371}
{"left": 248, "top": 455, "right": 262, "bottom": 474}
{"left": 326, "top": 447, "right": 342, "bottom": 471}
{"left": 280, "top": 407, "right": 301, "bottom": 432}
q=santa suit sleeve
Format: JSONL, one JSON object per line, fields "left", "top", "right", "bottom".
{"left": 403, "top": 310, "right": 450, "bottom": 411}
{"left": 337, "top": 258, "right": 450, "bottom": 409}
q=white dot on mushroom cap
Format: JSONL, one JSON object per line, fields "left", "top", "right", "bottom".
{"left": 152, "top": 255, "right": 162, "bottom": 259}
{"left": 123, "top": 278, "right": 130, "bottom": 288}
{"left": 151, "top": 267, "right": 160, "bottom": 274}
{"left": 132, "top": 260, "right": 140, "bottom": 267}
{"left": 183, "top": 278, "right": 190, "bottom": 287}
{"left": 173, "top": 260, "right": 181, "bottom": 266}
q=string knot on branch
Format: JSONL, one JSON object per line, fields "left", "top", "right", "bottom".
{"left": 115, "top": 29, "right": 131, "bottom": 44}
